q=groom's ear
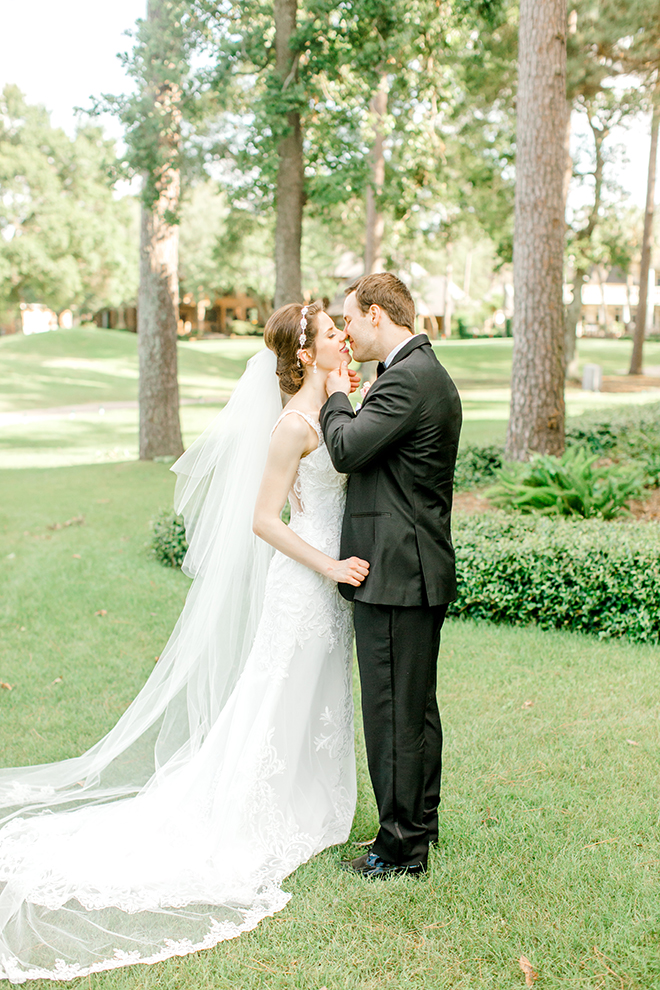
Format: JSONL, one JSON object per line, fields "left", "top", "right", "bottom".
{"left": 369, "top": 304, "right": 381, "bottom": 326}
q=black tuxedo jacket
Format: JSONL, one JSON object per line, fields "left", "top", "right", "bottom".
{"left": 320, "top": 334, "right": 462, "bottom": 606}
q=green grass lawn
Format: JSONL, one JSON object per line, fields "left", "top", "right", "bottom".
{"left": 0, "top": 328, "right": 263, "bottom": 412}
{"left": 3, "top": 328, "right": 660, "bottom": 466}
{"left": 1, "top": 463, "right": 659, "bottom": 989}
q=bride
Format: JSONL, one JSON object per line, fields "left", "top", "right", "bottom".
{"left": 0, "top": 301, "right": 368, "bottom": 983}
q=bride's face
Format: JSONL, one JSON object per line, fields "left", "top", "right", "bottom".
{"left": 306, "top": 312, "right": 349, "bottom": 373}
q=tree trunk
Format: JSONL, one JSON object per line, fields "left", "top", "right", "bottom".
{"left": 443, "top": 241, "right": 454, "bottom": 337}
{"left": 137, "top": 0, "right": 184, "bottom": 461}
{"left": 506, "top": 0, "right": 567, "bottom": 460}
{"left": 629, "top": 99, "right": 659, "bottom": 375}
{"left": 138, "top": 176, "right": 183, "bottom": 460}
{"left": 565, "top": 105, "right": 607, "bottom": 377}
{"left": 463, "top": 249, "right": 472, "bottom": 299}
{"left": 564, "top": 265, "right": 585, "bottom": 375}
{"left": 365, "top": 73, "right": 388, "bottom": 275}
{"left": 273, "top": 0, "right": 303, "bottom": 309}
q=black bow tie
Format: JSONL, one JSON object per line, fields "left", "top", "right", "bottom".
{"left": 376, "top": 361, "right": 386, "bottom": 377}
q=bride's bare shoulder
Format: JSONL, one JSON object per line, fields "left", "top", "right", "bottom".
{"left": 270, "top": 409, "right": 318, "bottom": 454}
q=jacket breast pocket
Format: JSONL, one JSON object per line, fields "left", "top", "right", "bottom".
{"left": 350, "top": 512, "right": 392, "bottom": 517}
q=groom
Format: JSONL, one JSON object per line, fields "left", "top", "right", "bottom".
{"left": 320, "top": 272, "right": 462, "bottom": 879}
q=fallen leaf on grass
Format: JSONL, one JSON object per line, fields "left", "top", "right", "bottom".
{"left": 48, "top": 515, "right": 85, "bottom": 531}
{"left": 626, "top": 739, "right": 639, "bottom": 746}
{"left": 519, "top": 955, "right": 538, "bottom": 986}
{"left": 50, "top": 677, "right": 63, "bottom": 686}
{"left": 522, "top": 700, "right": 534, "bottom": 709}
{"left": 72, "top": 554, "right": 81, "bottom": 559}
{"left": 95, "top": 609, "right": 108, "bottom": 617}
{"left": 0, "top": 682, "right": 13, "bottom": 691}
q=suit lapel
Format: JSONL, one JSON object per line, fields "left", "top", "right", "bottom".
{"left": 358, "top": 334, "right": 430, "bottom": 409}
{"left": 387, "top": 333, "right": 430, "bottom": 369}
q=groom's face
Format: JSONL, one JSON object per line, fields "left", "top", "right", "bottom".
{"left": 343, "top": 292, "right": 380, "bottom": 363}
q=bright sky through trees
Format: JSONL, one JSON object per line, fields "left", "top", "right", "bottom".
{"left": 0, "top": 0, "right": 145, "bottom": 139}
{"left": 0, "top": 0, "right": 654, "bottom": 210}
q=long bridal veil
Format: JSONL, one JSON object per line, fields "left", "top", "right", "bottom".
{"left": 0, "top": 348, "right": 288, "bottom": 982}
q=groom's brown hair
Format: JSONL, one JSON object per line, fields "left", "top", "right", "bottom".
{"left": 346, "top": 273, "right": 415, "bottom": 332}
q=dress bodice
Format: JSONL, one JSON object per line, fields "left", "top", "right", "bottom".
{"left": 272, "top": 409, "right": 347, "bottom": 558}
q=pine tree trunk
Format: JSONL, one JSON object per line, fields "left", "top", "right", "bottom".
{"left": 137, "top": 0, "right": 183, "bottom": 461}
{"left": 565, "top": 266, "right": 585, "bottom": 374}
{"left": 506, "top": 0, "right": 567, "bottom": 460}
{"left": 138, "top": 178, "right": 183, "bottom": 460}
{"left": 565, "top": 105, "right": 607, "bottom": 377}
{"left": 273, "top": 0, "right": 303, "bottom": 309}
{"left": 365, "top": 75, "right": 387, "bottom": 275}
{"left": 629, "top": 100, "right": 659, "bottom": 376}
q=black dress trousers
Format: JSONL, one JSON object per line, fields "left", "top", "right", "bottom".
{"left": 353, "top": 600, "right": 448, "bottom": 867}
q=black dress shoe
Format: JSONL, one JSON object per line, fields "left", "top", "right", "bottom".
{"left": 341, "top": 851, "right": 427, "bottom": 879}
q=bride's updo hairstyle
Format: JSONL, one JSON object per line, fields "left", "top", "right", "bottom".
{"left": 264, "top": 300, "right": 324, "bottom": 394}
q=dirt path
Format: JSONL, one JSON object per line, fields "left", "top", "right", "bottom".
{"left": 454, "top": 487, "right": 660, "bottom": 521}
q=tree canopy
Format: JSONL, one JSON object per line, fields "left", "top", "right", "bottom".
{"left": 0, "top": 85, "right": 138, "bottom": 316}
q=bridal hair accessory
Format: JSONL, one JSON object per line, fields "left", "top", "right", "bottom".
{"left": 298, "top": 305, "right": 309, "bottom": 348}
{"left": 297, "top": 305, "right": 309, "bottom": 367}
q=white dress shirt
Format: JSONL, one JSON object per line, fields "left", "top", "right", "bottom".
{"left": 383, "top": 335, "right": 414, "bottom": 368}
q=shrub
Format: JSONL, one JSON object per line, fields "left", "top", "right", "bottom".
{"left": 150, "top": 510, "right": 188, "bottom": 568}
{"left": 450, "top": 512, "right": 660, "bottom": 644}
{"left": 566, "top": 402, "right": 660, "bottom": 485}
{"left": 229, "top": 320, "right": 263, "bottom": 336}
{"left": 454, "top": 403, "right": 660, "bottom": 497}
{"left": 454, "top": 443, "right": 504, "bottom": 491}
{"left": 150, "top": 504, "right": 290, "bottom": 568}
{"left": 487, "top": 447, "right": 645, "bottom": 519}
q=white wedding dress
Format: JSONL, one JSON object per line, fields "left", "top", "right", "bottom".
{"left": 0, "top": 352, "right": 355, "bottom": 983}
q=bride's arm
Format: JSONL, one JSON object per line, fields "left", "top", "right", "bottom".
{"left": 252, "top": 415, "right": 369, "bottom": 587}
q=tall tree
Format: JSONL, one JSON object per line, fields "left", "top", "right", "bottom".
{"left": 134, "top": 1, "right": 186, "bottom": 460}
{"left": 629, "top": 95, "right": 659, "bottom": 375}
{"left": 273, "top": 0, "right": 304, "bottom": 307}
{"left": 364, "top": 74, "right": 387, "bottom": 275}
{"left": 197, "top": 0, "right": 485, "bottom": 291}
{"left": 564, "top": 90, "right": 639, "bottom": 370}
{"left": 506, "top": 0, "right": 567, "bottom": 459}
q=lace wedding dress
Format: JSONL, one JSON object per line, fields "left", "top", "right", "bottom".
{"left": 0, "top": 353, "right": 355, "bottom": 983}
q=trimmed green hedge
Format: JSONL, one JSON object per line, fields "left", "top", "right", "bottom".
{"left": 450, "top": 512, "right": 660, "bottom": 644}
{"left": 150, "top": 505, "right": 660, "bottom": 644}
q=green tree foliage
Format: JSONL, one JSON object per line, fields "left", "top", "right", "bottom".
{"left": 191, "top": 0, "right": 518, "bottom": 273}
{"left": 178, "top": 182, "right": 231, "bottom": 297}
{"left": 0, "top": 86, "right": 138, "bottom": 315}
{"left": 100, "top": 1, "right": 211, "bottom": 210}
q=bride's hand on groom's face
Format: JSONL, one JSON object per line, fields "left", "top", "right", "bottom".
{"left": 328, "top": 556, "right": 370, "bottom": 587}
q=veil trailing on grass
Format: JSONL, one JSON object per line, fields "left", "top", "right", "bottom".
{"left": 0, "top": 348, "right": 290, "bottom": 981}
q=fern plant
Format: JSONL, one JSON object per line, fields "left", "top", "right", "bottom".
{"left": 487, "top": 447, "right": 645, "bottom": 520}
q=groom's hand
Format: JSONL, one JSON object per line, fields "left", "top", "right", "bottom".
{"left": 347, "top": 367, "right": 361, "bottom": 394}
{"left": 326, "top": 361, "right": 351, "bottom": 397}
